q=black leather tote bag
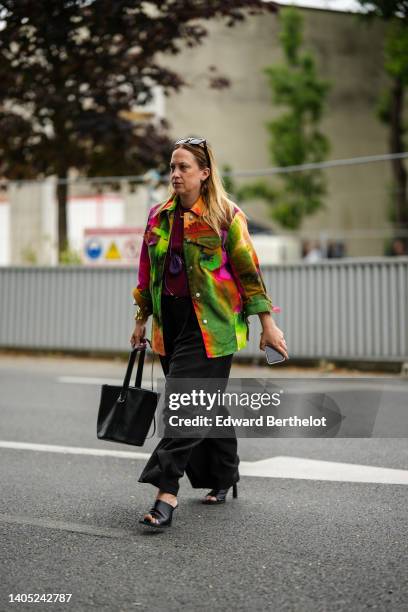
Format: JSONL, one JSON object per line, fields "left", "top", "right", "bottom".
{"left": 97, "top": 346, "right": 158, "bottom": 446}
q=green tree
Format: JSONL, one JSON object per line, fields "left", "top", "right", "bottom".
{"left": 358, "top": 1, "right": 408, "bottom": 230}
{"left": 221, "top": 164, "right": 235, "bottom": 196}
{"left": 237, "top": 6, "right": 330, "bottom": 230}
{"left": 0, "top": 0, "right": 277, "bottom": 256}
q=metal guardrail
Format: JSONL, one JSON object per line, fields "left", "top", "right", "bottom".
{"left": 0, "top": 258, "right": 407, "bottom": 362}
{"left": 251, "top": 258, "right": 408, "bottom": 362}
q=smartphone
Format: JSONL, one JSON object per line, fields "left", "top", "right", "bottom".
{"left": 265, "top": 345, "right": 286, "bottom": 365}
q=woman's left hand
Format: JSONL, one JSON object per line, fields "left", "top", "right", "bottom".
{"left": 260, "top": 324, "right": 289, "bottom": 360}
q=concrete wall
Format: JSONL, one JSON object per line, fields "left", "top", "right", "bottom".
{"left": 158, "top": 6, "right": 404, "bottom": 256}
{"left": 8, "top": 178, "right": 58, "bottom": 265}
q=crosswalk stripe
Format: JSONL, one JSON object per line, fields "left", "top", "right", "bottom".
{"left": 1, "top": 440, "right": 407, "bottom": 485}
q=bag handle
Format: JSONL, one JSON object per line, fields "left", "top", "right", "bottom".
{"left": 118, "top": 345, "right": 145, "bottom": 402}
{"left": 134, "top": 346, "right": 145, "bottom": 388}
{"left": 118, "top": 340, "right": 157, "bottom": 440}
{"left": 144, "top": 338, "right": 157, "bottom": 440}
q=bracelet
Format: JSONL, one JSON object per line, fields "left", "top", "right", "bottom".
{"left": 134, "top": 307, "right": 149, "bottom": 322}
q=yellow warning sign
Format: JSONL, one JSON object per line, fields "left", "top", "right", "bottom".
{"left": 105, "top": 241, "right": 121, "bottom": 260}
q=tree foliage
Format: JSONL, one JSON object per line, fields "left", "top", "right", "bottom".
{"left": 237, "top": 6, "right": 330, "bottom": 230}
{"left": 0, "top": 0, "right": 277, "bottom": 252}
{"left": 358, "top": 1, "right": 408, "bottom": 20}
{"left": 358, "top": 0, "right": 408, "bottom": 230}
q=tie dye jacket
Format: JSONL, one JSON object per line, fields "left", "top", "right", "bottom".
{"left": 132, "top": 194, "right": 274, "bottom": 358}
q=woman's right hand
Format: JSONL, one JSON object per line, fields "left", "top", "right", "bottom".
{"left": 130, "top": 321, "right": 147, "bottom": 349}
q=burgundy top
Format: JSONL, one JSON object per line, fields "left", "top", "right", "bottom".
{"left": 162, "top": 202, "right": 190, "bottom": 297}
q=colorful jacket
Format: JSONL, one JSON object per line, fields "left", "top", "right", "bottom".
{"left": 132, "top": 194, "right": 274, "bottom": 358}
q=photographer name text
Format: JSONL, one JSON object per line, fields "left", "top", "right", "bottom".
{"left": 167, "top": 415, "right": 327, "bottom": 428}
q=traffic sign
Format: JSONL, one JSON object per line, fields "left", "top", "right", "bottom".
{"left": 83, "top": 228, "right": 144, "bottom": 266}
{"left": 85, "top": 238, "right": 103, "bottom": 260}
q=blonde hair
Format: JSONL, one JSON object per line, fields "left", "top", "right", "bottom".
{"left": 156, "top": 139, "right": 241, "bottom": 236}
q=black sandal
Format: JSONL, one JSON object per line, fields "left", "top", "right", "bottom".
{"left": 202, "top": 483, "right": 238, "bottom": 504}
{"left": 139, "top": 499, "right": 178, "bottom": 529}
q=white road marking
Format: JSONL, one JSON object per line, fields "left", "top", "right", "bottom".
{"left": 1, "top": 440, "right": 407, "bottom": 485}
{"left": 240, "top": 456, "right": 408, "bottom": 485}
{"left": 57, "top": 375, "right": 405, "bottom": 391}
{"left": 0, "top": 440, "right": 150, "bottom": 460}
{"left": 58, "top": 376, "right": 124, "bottom": 386}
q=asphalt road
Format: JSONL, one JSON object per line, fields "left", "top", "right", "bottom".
{"left": 0, "top": 354, "right": 407, "bottom": 612}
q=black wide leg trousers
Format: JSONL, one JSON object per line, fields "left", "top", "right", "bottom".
{"left": 138, "top": 295, "right": 240, "bottom": 496}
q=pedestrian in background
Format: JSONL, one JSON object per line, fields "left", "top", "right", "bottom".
{"left": 389, "top": 238, "right": 407, "bottom": 257}
{"left": 130, "top": 136, "right": 288, "bottom": 529}
{"left": 327, "top": 240, "right": 345, "bottom": 258}
{"left": 303, "top": 240, "right": 323, "bottom": 262}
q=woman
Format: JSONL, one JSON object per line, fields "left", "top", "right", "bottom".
{"left": 130, "top": 136, "right": 288, "bottom": 529}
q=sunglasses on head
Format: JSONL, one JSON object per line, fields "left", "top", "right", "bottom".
{"left": 174, "top": 137, "right": 211, "bottom": 167}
